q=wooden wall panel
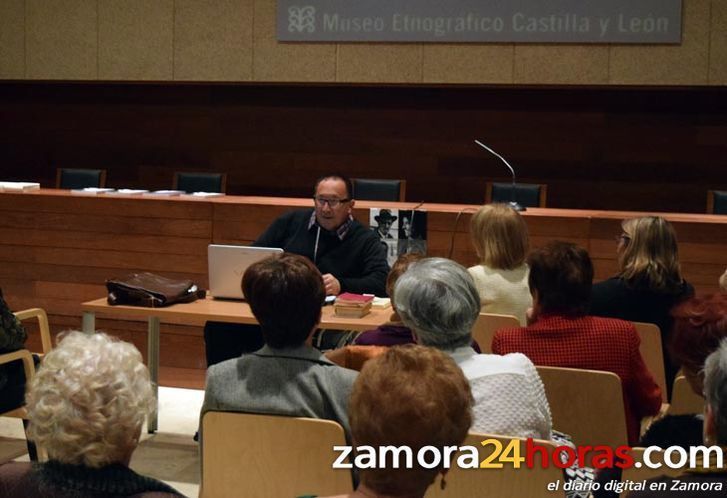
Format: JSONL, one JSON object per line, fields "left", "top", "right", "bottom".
{"left": 1, "top": 83, "right": 727, "bottom": 213}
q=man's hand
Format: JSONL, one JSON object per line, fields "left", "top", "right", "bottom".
{"left": 322, "top": 273, "right": 341, "bottom": 296}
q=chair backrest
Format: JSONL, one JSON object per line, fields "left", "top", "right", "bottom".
{"left": 471, "top": 312, "right": 520, "bottom": 354}
{"left": 14, "top": 308, "right": 53, "bottom": 355}
{"left": 56, "top": 168, "right": 107, "bottom": 189}
{"left": 2, "top": 307, "right": 52, "bottom": 461}
{"left": 632, "top": 321, "right": 667, "bottom": 403}
{"left": 425, "top": 432, "right": 563, "bottom": 498}
{"left": 620, "top": 447, "right": 683, "bottom": 497}
{"left": 668, "top": 376, "right": 704, "bottom": 415}
{"left": 200, "top": 411, "right": 353, "bottom": 498}
{"left": 173, "top": 171, "right": 227, "bottom": 193}
{"left": 0, "top": 349, "right": 36, "bottom": 418}
{"left": 352, "top": 178, "right": 406, "bottom": 201}
{"left": 1, "top": 309, "right": 52, "bottom": 416}
{"left": 486, "top": 182, "right": 547, "bottom": 208}
{"left": 707, "top": 190, "right": 727, "bottom": 214}
{"left": 536, "top": 366, "right": 629, "bottom": 447}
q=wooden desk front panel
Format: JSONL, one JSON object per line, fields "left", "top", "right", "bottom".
{"left": 1, "top": 190, "right": 724, "bottom": 377}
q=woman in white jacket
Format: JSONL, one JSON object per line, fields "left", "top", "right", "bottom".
{"left": 395, "top": 257, "right": 551, "bottom": 440}
{"left": 468, "top": 203, "right": 532, "bottom": 325}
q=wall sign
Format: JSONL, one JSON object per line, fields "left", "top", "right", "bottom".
{"left": 277, "top": 0, "right": 682, "bottom": 44}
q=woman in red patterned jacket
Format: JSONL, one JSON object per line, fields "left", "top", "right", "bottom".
{"left": 492, "top": 241, "right": 662, "bottom": 445}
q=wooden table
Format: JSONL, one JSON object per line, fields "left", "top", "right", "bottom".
{"left": 81, "top": 296, "right": 392, "bottom": 431}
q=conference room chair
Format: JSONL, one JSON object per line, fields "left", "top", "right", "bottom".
{"left": 471, "top": 312, "right": 520, "bottom": 354}
{"left": 667, "top": 375, "right": 704, "bottom": 416}
{"left": 619, "top": 447, "right": 683, "bottom": 497}
{"left": 707, "top": 190, "right": 727, "bottom": 214}
{"left": 352, "top": 178, "right": 406, "bottom": 201}
{"left": 425, "top": 432, "right": 563, "bottom": 498}
{"left": 485, "top": 181, "right": 547, "bottom": 208}
{"left": 536, "top": 366, "right": 629, "bottom": 448}
{"left": 200, "top": 411, "right": 353, "bottom": 498}
{"left": 173, "top": 171, "right": 227, "bottom": 194}
{"left": 0, "top": 307, "right": 52, "bottom": 461}
{"left": 632, "top": 321, "right": 668, "bottom": 404}
{"left": 55, "top": 168, "right": 107, "bottom": 189}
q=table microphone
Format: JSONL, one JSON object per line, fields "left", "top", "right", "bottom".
{"left": 474, "top": 139, "right": 525, "bottom": 212}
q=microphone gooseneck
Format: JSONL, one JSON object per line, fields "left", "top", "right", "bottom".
{"left": 474, "top": 139, "right": 525, "bottom": 212}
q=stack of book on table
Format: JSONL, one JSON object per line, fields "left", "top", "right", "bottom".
{"left": 0, "top": 181, "right": 40, "bottom": 192}
{"left": 334, "top": 293, "right": 374, "bottom": 318}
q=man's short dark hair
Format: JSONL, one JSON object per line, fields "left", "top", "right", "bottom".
{"left": 527, "top": 241, "right": 593, "bottom": 316}
{"left": 314, "top": 173, "right": 353, "bottom": 200}
{"left": 242, "top": 253, "right": 325, "bottom": 348}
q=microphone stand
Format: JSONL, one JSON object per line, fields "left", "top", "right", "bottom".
{"left": 474, "top": 139, "right": 525, "bottom": 212}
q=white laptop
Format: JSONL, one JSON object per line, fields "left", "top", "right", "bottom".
{"left": 208, "top": 244, "right": 283, "bottom": 300}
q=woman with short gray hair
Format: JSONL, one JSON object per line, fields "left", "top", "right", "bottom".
{"left": 395, "top": 257, "right": 551, "bottom": 439}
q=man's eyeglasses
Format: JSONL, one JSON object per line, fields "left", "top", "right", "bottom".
{"left": 314, "top": 197, "right": 350, "bottom": 208}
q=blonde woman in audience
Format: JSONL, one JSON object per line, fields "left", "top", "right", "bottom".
{"left": 0, "top": 331, "right": 183, "bottom": 498}
{"left": 468, "top": 203, "right": 532, "bottom": 325}
{"left": 590, "top": 216, "right": 694, "bottom": 394}
{"left": 395, "top": 257, "right": 552, "bottom": 440}
{"left": 320, "top": 345, "right": 473, "bottom": 498}
{"left": 720, "top": 268, "right": 727, "bottom": 293}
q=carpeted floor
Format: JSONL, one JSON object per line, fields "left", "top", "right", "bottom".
{"left": 0, "top": 387, "right": 204, "bottom": 498}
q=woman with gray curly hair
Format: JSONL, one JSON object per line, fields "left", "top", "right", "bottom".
{"left": 0, "top": 331, "right": 183, "bottom": 498}
{"left": 394, "top": 257, "right": 552, "bottom": 440}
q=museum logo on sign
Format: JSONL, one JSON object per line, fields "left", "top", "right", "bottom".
{"left": 288, "top": 5, "right": 316, "bottom": 33}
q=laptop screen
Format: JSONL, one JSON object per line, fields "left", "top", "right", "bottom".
{"left": 207, "top": 244, "right": 283, "bottom": 300}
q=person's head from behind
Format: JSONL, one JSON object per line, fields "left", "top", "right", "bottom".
{"left": 470, "top": 203, "right": 529, "bottom": 270}
{"left": 618, "top": 216, "right": 683, "bottom": 293}
{"left": 386, "top": 252, "right": 426, "bottom": 307}
{"left": 26, "top": 331, "right": 154, "bottom": 467}
{"left": 669, "top": 294, "right": 727, "bottom": 396}
{"left": 528, "top": 241, "right": 593, "bottom": 317}
{"left": 395, "top": 258, "right": 480, "bottom": 350}
{"left": 702, "top": 339, "right": 727, "bottom": 445}
{"left": 349, "top": 345, "right": 473, "bottom": 496}
{"left": 313, "top": 173, "right": 355, "bottom": 232}
{"left": 243, "top": 252, "right": 325, "bottom": 348}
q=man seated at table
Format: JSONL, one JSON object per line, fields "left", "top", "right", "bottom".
{"left": 253, "top": 173, "right": 388, "bottom": 297}
{"left": 492, "top": 241, "right": 662, "bottom": 446}
{"left": 201, "top": 253, "right": 357, "bottom": 436}
{"left": 205, "top": 173, "right": 389, "bottom": 365}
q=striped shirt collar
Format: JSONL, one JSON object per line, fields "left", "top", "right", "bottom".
{"left": 308, "top": 210, "right": 354, "bottom": 241}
